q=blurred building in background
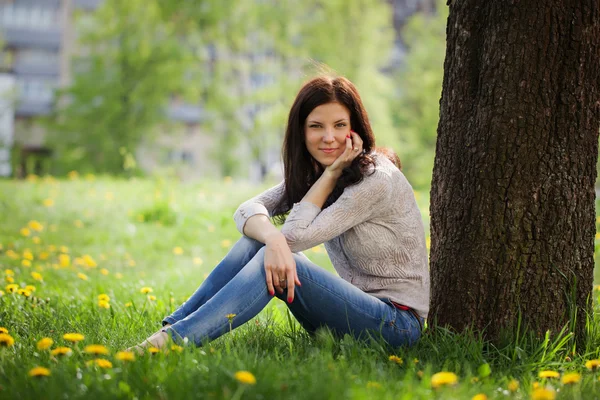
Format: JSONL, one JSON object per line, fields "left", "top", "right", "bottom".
{"left": 0, "top": 0, "right": 435, "bottom": 179}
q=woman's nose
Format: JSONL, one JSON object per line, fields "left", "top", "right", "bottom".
{"left": 323, "top": 129, "right": 335, "bottom": 143}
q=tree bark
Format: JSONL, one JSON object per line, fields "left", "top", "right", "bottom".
{"left": 429, "top": 0, "right": 600, "bottom": 341}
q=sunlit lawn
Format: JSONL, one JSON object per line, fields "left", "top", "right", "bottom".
{"left": 1, "top": 174, "right": 600, "bottom": 399}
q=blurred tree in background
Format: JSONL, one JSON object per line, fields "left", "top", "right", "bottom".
{"left": 45, "top": 0, "right": 194, "bottom": 174}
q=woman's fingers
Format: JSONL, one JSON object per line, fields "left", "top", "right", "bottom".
{"left": 286, "top": 272, "right": 295, "bottom": 303}
{"left": 264, "top": 268, "right": 275, "bottom": 296}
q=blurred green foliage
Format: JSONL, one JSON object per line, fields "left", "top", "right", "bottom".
{"left": 40, "top": 0, "right": 447, "bottom": 189}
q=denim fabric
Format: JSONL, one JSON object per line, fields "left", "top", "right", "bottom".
{"left": 163, "top": 236, "right": 424, "bottom": 348}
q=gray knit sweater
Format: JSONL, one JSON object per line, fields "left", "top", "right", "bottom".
{"left": 233, "top": 154, "right": 430, "bottom": 319}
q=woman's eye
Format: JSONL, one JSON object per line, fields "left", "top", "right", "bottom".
{"left": 336, "top": 123, "right": 347, "bottom": 128}
{"left": 309, "top": 125, "right": 321, "bottom": 128}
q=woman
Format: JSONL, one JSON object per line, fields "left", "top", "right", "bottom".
{"left": 131, "top": 75, "right": 429, "bottom": 352}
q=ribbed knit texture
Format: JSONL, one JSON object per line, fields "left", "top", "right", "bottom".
{"left": 233, "top": 153, "right": 430, "bottom": 319}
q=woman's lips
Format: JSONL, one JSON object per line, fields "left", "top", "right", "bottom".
{"left": 321, "top": 149, "right": 337, "bottom": 154}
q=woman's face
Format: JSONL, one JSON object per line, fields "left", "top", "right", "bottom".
{"left": 304, "top": 102, "right": 351, "bottom": 167}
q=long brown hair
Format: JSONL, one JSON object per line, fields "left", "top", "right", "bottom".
{"left": 272, "top": 75, "right": 400, "bottom": 223}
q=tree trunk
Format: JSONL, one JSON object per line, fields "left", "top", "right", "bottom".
{"left": 429, "top": 0, "right": 600, "bottom": 341}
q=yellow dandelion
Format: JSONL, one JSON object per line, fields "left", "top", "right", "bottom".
{"left": 82, "top": 255, "right": 97, "bottom": 268}
{"left": 31, "top": 272, "right": 43, "bottom": 281}
{"left": 0, "top": 333, "right": 15, "bottom": 347}
{"left": 20, "top": 227, "right": 31, "bottom": 237}
{"left": 125, "top": 302, "right": 132, "bottom": 307}
{"left": 532, "top": 382, "right": 540, "bottom": 389}
{"left": 234, "top": 370, "right": 256, "bottom": 385}
{"left": 97, "top": 294, "right": 110, "bottom": 302}
{"left": 59, "top": 246, "right": 69, "bottom": 253}
{"left": 25, "top": 285, "right": 36, "bottom": 292}
{"left": 5, "top": 284, "right": 18, "bottom": 293}
{"left": 193, "top": 257, "right": 203, "bottom": 265}
{"left": 100, "top": 268, "right": 109, "bottom": 276}
{"left": 115, "top": 351, "right": 135, "bottom": 361}
{"left": 586, "top": 359, "right": 600, "bottom": 370}
{"left": 388, "top": 355, "right": 403, "bottom": 365}
{"left": 17, "top": 288, "right": 31, "bottom": 297}
{"left": 140, "top": 287, "right": 153, "bottom": 294}
{"left": 32, "top": 237, "right": 41, "bottom": 244}
{"left": 6, "top": 250, "right": 18, "bottom": 259}
{"left": 22, "top": 250, "right": 34, "bottom": 260}
{"left": 37, "top": 338, "right": 54, "bottom": 350}
{"left": 74, "top": 257, "right": 85, "bottom": 266}
{"left": 28, "top": 220, "right": 43, "bottom": 232}
{"left": 538, "top": 370, "right": 560, "bottom": 379}
{"left": 170, "top": 345, "right": 183, "bottom": 353}
{"left": 220, "top": 239, "right": 231, "bottom": 248}
{"left": 0, "top": 327, "right": 7, "bottom": 334}
{"left": 43, "top": 198, "right": 54, "bottom": 207}
{"left": 98, "top": 300, "right": 110, "bottom": 309}
{"left": 226, "top": 313, "right": 236, "bottom": 322}
{"left": 84, "top": 344, "right": 109, "bottom": 355}
{"left": 86, "top": 358, "right": 112, "bottom": 368}
{"left": 0, "top": 290, "right": 4, "bottom": 296}
{"left": 5, "top": 276, "right": 14, "bottom": 283}
{"left": 39, "top": 251, "right": 49, "bottom": 260}
{"left": 74, "top": 220, "right": 84, "bottom": 228}
{"left": 561, "top": 372, "right": 581, "bottom": 385}
{"left": 77, "top": 272, "right": 88, "bottom": 281}
{"left": 50, "top": 347, "right": 72, "bottom": 357}
{"left": 366, "top": 381, "right": 382, "bottom": 389}
{"left": 28, "top": 366, "right": 51, "bottom": 377}
{"left": 21, "top": 260, "right": 31, "bottom": 267}
{"left": 507, "top": 379, "right": 519, "bottom": 392}
{"left": 147, "top": 295, "right": 156, "bottom": 301}
{"left": 531, "top": 388, "right": 556, "bottom": 400}
{"left": 596, "top": 232, "right": 600, "bottom": 240}
{"left": 4, "top": 269, "right": 14, "bottom": 276}
{"left": 470, "top": 377, "right": 479, "bottom": 383}
{"left": 148, "top": 347, "right": 160, "bottom": 354}
{"left": 67, "top": 170, "right": 79, "bottom": 180}
{"left": 173, "top": 247, "right": 183, "bottom": 255}
{"left": 59, "top": 254, "right": 70, "bottom": 267}
{"left": 128, "top": 259, "right": 136, "bottom": 267}
{"left": 472, "top": 395, "right": 487, "bottom": 400}
{"left": 431, "top": 372, "right": 459, "bottom": 389}
{"left": 63, "top": 333, "right": 85, "bottom": 343}
{"left": 115, "top": 272, "right": 123, "bottom": 279}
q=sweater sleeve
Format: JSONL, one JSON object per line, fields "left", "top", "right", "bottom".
{"left": 281, "top": 170, "right": 390, "bottom": 253}
{"left": 233, "top": 180, "right": 286, "bottom": 235}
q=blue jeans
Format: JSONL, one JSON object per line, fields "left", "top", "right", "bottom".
{"left": 162, "top": 236, "right": 424, "bottom": 348}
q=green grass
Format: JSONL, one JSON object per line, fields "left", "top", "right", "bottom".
{"left": 1, "top": 174, "right": 600, "bottom": 399}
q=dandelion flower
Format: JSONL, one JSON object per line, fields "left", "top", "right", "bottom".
{"left": 472, "top": 394, "right": 487, "bottom": 400}
{"left": 68, "top": 170, "right": 79, "bottom": 179}
{"left": 125, "top": 302, "right": 132, "bottom": 307}
{"left": 87, "top": 358, "right": 112, "bottom": 368}
{"left": 0, "top": 327, "right": 7, "bottom": 334}
{"left": 147, "top": 295, "right": 156, "bottom": 301}
{"left": 59, "top": 254, "right": 70, "bottom": 267}
{"left": 84, "top": 344, "right": 109, "bottom": 355}
{"left": 37, "top": 338, "right": 54, "bottom": 350}
{"left": 561, "top": 372, "right": 581, "bottom": 385}
{"left": 20, "top": 228, "right": 31, "bottom": 237}
{"left": 170, "top": 345, "right": 183, "bottom": 353}
{"left": 531, "top": 388, "right": 556, "bottom": 400}
{"left": 50, "top": 347, "right": 72, "bottom": 357}
{"left": 5, "top": 276, "right": 14, "bottom": 283}
{"left": 0, "top": 290, "right": 4, "bottom": 296}
{"left": 5, "top": 284, "right": 18, "bottom": 293}
{"left": 115, "top": 273, "right": 123, "bottom": 279}
{"left": 148, "top": 347, "right": 160, "bottom": 354}
{"left": 234, "top": 370, "right": 256, "bottom": 385}
{"left": 32, "top": 237, "right": 41, "bottom": 244}
{"left": 28, "top": 220, "right": 43, "bottom": 232}
{"left": 82, "top": 255, "right": 97, "bottom": 268}
{"left": 31, "top": 272, "right": 43, "bottom": 281}
{"left": 6, "top": 250, "right": 18, "bottom": 259}
{"left": 115, "top": 351, "right": 135, "bottom": 361}
{"left": 586, "top": 359, "right": 600, "bottom": 371}
{"left": 220, "top": 239, "right": 231, "bottom": 248}
{"left": 43, "top": 198, "right": 54, "bottom": 207}
{"left": 538, "top": 370, "right": 560, "bottom": 379}
{"left": 98, "top": 300, "right": 110, "bottom": 309}
{"left": 140, "top": 287, "right": 153, "bottom": 294}
{"left": 173, "top": 247, "right": 183, "bottom": 255}
{"left": 25, "top": 285, "right": 36, "bottom": 292}
{"left": 193, "top": 257, "right": 203, "bottom": 265}
{"left": 431, "top": 372, "right": 458, "bottom": 388}
{"left": 366, "top": 381, "right": 382, "bottom": 389}
{"left": 77, "top": 272, "right": 88, "bottom": 281}
{"left": 23, "top": 250, "right": 34, "bottom": 260}
{"left": 508, "top": 379, "right": 519, "bottom": 392}
{"left": 226, "top": 313, "right": 236, "bottom": 322}
{"left": 0, "top": 333, "right": 15, "bottom": 347}
{"left": 59, "top": 246, "right": 69, "bottom": 253}
{"left": 63, "top": 333, "right": 85, "bottom": 343}
{"left": 22, "top": 260, "right": 31, "bottom": 267}
{"left": 97, "top": 294, "right": 110, "bottom": 302}
{"left": 28, "top": 367, "right": 51, "bottom": 377}
{"left": 388, "top": 355, "right": 403, "bottom": 365}
{"left": 100, "top": 268, "right": 109, "bottom": 276}
{"left": 17, "top": 289, "right": 31, "bottom": 297}
{"left": 4, "top": 269, "right": 14, "bottom": 276}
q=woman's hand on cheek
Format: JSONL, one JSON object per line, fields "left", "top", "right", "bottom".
{"left": 325, "top": 130, "right": 363, "bottom": 178}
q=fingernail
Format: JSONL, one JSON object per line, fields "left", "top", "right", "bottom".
{"left": 346, "top": 134, "right": 351, "bottom": 138}
{"left": 269, "top": 290, "right": 274, "bottom": 296}
{"left": 287, "top": 297, "right": 293, "bottom": 303}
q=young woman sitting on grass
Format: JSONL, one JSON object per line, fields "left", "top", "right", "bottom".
{"left": 129, "top": 75, "right": 430, "bottom": 353}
